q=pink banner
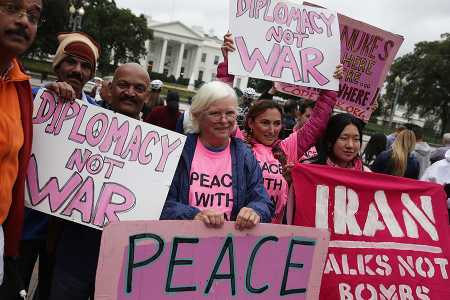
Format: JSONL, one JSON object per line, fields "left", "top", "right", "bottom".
{"left": 275, "top": 10, "right": 404, "bottom": 122}
{"left": 95, "top": 221, "right": 329, "bottom": 299}
{"left": 292, "top": 164, "right": 450, "bottom": 299}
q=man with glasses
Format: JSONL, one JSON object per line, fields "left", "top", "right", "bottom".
{"left": 0, "top": 0, "right": 42, "bottom": 296}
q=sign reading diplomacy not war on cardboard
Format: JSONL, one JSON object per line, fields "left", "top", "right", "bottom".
{"left": 292, "top": 164, "right": 450, "bottom": 299}
{"left": 25, "top": 89, "right": 186, "bottom": 229}
{"left": 95, "top": 221, "right": 330, "bottom": 300}
{"left": 228, "top": 0, "right": 341, "bottom": 90}
{"left": 275, "top": 5, "right": 404, "bottom": 122}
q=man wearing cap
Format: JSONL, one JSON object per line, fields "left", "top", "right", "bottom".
{"left": 44, "top": 31, "right": 100, "bottom": 104}
{"left": 142, "top": 79, "right": 164, "bottom": 119}
{"left": 14, "top": 31, "right": 101, "bottom": 299}
{"left": 0, "top": 0, "right": 42, "bottom": 297}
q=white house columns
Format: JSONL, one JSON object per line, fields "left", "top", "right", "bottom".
{"left": 157, "top": 39, "right": 168, "bottom": 73}
{"left": 189, "top": 46, "right": 202, "bottom": 89}
{"left": 174, "top": 42, "right": 185, "bottom": 79}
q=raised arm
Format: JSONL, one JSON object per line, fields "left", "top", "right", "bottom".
{"left": 216, "top": 32, "right": 235, "bottom": 85}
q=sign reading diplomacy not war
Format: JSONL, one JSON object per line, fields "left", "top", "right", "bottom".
{"left": 25, "top": 89, "right": 186, "bottom": 229}
{"left": 292, "top": 164, "right": 450, "bottom": 299}
{"left": 228, "top": 0, "right": 341, "bottom": 90}
{"left": 95, "top": 221, "right": 330, "bottom": 300}
{"left": 275, "top": 3, "right": 404, "bottom": 122}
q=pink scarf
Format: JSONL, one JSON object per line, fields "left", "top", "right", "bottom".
{"left": 326, "top": 157, "right": 364, "bottom": 171}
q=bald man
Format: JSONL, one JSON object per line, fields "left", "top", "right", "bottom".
{"left": 49, "top": 63, "right": 151, "bottom": 300}
{"left": 109, "top": 63, "right": 150, "bottom": 119}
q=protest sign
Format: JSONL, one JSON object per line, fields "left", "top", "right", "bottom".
{"left": 95, "top": 221, "right": 329, "bottom": 299}
{"left": 275, "top": 6, "right": 404, "bottom": 122}
{"left": 228, "top": 0, "right": 341, "bottom": 90}
{"left": 292, "top": 164, "right": 450, "bottom": 299}
{"left": 25, "top": 89, "right": 186, "bottom": 229}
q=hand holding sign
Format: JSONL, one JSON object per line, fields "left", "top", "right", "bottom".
{"left": 45, "top": 81, "right": 77, "bottom": 102}
{"left": 235, "top": 207, "right": 260, "bottom": 230}
{"left": 194, "top": 208, "right": 226, "bottom": 228}
{"left": 221, "top": 31, "right": 236, "bottom": 59}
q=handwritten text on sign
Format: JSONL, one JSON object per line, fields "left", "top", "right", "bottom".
{"left": 95, "top": 221, "right": 329, "bottom": 300}
{"left": 292, "top": 164, "right": 450, "bottom": 299}
{"left": 25, "top": 89, "right": 186, "bottom": 229}
{"left": 275, "top": 9, "right": 404, "bottom": 122}
{"left": 228, "top": 0, "right": 341, "bottom": 90}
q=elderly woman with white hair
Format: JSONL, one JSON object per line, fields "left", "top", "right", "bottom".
{"left": 161, "top": 81, "right": 274, "bottom": 229}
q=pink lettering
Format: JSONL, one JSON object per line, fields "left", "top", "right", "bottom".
{"left": 272, "top": 46, "right": 302, "bottom": 81}
{"left": 68, "top": 104, "right": 88, "bottom": 144}
{"left": 235, "top": 36, "right": 280, "bottom": 75}
{"left": 61, "top": 177, "right": 95, "bottom": 223}
{"left": 33, "top": 91, "right": 56, "bottom": 125}
{"left": 86, "top": 113, "right": 109, "bottom": 147}
{"left": 300, "top": 47, "right": 329, "bottom": 86}
{"left": 65, "top": 149, "right": 92, "bottom": 172}
{"left": 93, "top": 183, "right": 136, "bottom": 227}
{"left": 45, "top": 101, "right": 63, "bottom": 134}
{"left": 273, "top": 2, "right": 288, "bottom": 25}
{"left": 53, "top": 101, "right": 81, "bottom": 135}
{"left": 103, "top": 157, "right": 125, "bottom": 179}
{"left": 320, "top": 13, "right": 335, "bottom": 37}
{"left": 156, "top": 135, "right": 182, "bottom": 172}
{"left": 98, "top": 118, "right": 129, "bottom": 155}
{"left": 121, "top": 125, "right": 142, "bottom": 161}
{"left": 139, "top": 131, "right": 160, "bottom": 165}
{"left": 236, "top": 0, "right": 252, "bottom": 18}
{"left": 27, "top": 155, "right": 82, "bottom": 212}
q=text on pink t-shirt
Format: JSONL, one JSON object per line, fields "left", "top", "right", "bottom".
{"left": 252, "top": 143, "right": 288, "bottom": 224}
{"left": 189, "top": 139, "right": 234, "bottom": 220}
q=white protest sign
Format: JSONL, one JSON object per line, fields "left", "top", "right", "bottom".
{"left": 25, "top": 89, "right": 186, "bottom": 230}
{"left": 228, "top": 0, "right": 341, "bottom": 90}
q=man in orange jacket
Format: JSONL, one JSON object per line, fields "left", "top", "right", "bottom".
{"left": 0, "top": 0, "right": 42, "bottom": 294}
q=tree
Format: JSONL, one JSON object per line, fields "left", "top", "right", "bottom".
{"left": 385, "top": 33, "right": 450, "bottom": 136}
{"left": 26, "top": 0, "right": 67, "bottom": 58}
{"left": 82, "top": 0, "right": 153, "bottom": 75}
{"left": 27, "top": 0, "right": 153, "bottom": 75}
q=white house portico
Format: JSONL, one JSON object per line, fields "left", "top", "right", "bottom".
{"left": 141, "top": 19, "right": 248, "bottom": 90}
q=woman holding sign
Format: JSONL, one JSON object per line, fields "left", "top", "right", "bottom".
{"left": 160, "top": 81, "right": 274, "bottom": 230}
{"left": 309, "top": 113, "right": 369, "bottom": 171}
{"left": 219, "top": 33, "right": 343, "bottom": 224}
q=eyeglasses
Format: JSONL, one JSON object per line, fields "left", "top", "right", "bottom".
{"left": 0, "top": 2, "right": 44, "bottom": 25}
{"left": 205, "top": 110, "right": 237, "bottom": 122}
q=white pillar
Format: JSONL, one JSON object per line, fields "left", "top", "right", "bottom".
{"left": 175, "top": 43, "right": 185, "bottom": 79}
{"left": 141, "top": 39, "right": 151, "bottom": 68}
{"left": 158, "top": 39, "right": 168, "bottom": 73}
{"left": 188, "top": 46, "right": 202, "bottom": 90}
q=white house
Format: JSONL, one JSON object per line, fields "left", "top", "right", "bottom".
{"left": 141, "top": 18, "right": 248, "bottom": 90}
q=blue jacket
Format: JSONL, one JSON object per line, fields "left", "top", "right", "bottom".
{"left": 371, "top": 150, "right": 420, "bottom": 179}
{"left": 161, "top": 134, "right": 274, "bottom": 222}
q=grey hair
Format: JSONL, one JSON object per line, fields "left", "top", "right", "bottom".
{"left": 190, "top": 81, "right": 238, "bottom": 133}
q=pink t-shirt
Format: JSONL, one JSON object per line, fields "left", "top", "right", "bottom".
{"left": 189, "top": 139, "right": 234, "bottom": 220}
{"left": 252, "top": 143, "right": 288, "bottom": 224}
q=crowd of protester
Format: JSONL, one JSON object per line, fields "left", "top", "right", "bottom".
{"left": 1, "top": 1, "right": 449, "bottom": 299}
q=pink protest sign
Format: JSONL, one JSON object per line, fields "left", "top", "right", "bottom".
{"left": 25, "top": 89, "right": 185, "bottom": 229}
{"left": 275, "top": 8, "right": 404, "bottom": 122}
{"left": 292, "top": 164, "right": 450, "bottom": 299}
{"left": 95, "top": 221, "right": 329, "bottom": 299}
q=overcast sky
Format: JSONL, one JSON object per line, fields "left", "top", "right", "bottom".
{"left": 116, "top": 0, "right": 450, "bottom": 57}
